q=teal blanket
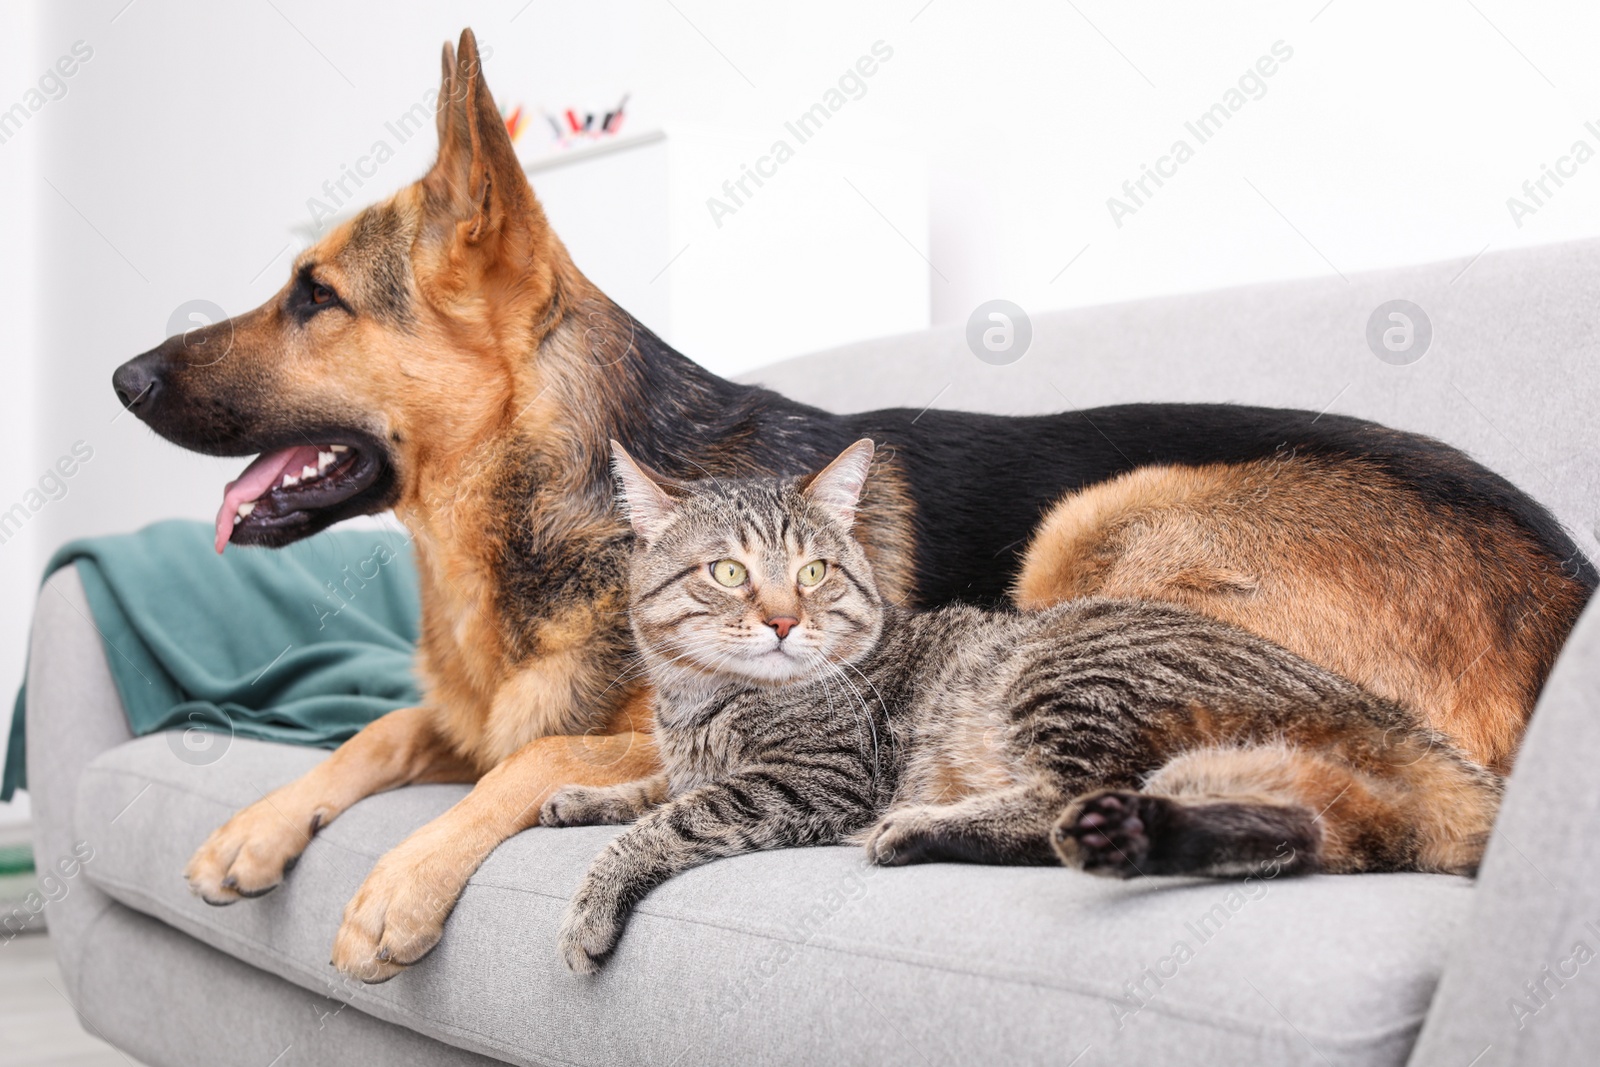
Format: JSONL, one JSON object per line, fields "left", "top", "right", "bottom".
{"left": 2, "top": 520, "right": 421, "bottom": 801}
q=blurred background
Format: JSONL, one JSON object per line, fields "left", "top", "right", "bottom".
{"left": 4, "top": 0, "right": 1600, "bottom": 833}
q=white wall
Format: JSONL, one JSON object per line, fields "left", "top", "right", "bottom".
{"left": 5, "top": 0, "right": 1600, "bottom": 814}
{"left": 0, "top": 4, "right": 39, "bottom": 825}
{"left": 525, "top": 127, "right": 932, "bottom": 373}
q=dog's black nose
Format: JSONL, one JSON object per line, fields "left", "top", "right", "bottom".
{"left": 112, "top": 355, "right": 162, "bottom": 412}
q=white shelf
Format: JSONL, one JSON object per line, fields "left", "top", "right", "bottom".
{"left": 522, "top": 129, "right": 667, "bottom": 174}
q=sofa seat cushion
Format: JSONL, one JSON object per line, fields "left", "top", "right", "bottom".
{"left": 75, "top": 734, "right": 1473, "bottom": 1067}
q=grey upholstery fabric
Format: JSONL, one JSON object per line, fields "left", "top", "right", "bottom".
{"left": 76, "top": 733, "right": 1469, "bottom": 1066}
{"left": 1408, "top": 596, "right": 1600, "bottom": 1067}
{"left": 24, "top": 566, "right": 130, "bottom": 998}
{"left": 75, "top": 901, "right": 503, "bottom": 1067}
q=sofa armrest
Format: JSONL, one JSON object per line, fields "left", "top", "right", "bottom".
{"left": 1409, "top": 594, "right": 1600, "bottom": 1066}
{"left": 21, "top": 565, "right": 133, "bottom": 1001}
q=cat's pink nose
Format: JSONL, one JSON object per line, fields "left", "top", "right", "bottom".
{"left": 765, "top": 616, "right": 799, "bottom": 640}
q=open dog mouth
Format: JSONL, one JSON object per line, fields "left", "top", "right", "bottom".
{"left": 213, "top": 442, "right": 384, "bottom": 553}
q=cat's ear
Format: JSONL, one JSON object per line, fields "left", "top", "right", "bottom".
{"left": 800, "top": 439, "right": 876, "bottom": 529}
{"left": 611, "top": 440, "right": 679, "bottom": 542}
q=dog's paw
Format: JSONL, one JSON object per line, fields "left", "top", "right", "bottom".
{"left": 540, "top": 786, "right": 632, "bottom": 828}
{"left": 1053, "top": 791, "right": 1161, "bottom": 878}
{"left": 184, "top": 798, "right": 320, "bottom": 905}
{"left": 329, "top": 830, "right": 467, "bottom": 984}
{"left": 557, "top": 890, "right": 626, "bottom": 974}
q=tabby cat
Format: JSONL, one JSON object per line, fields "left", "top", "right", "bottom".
{"left": 541, "top": 439, "right": 1503, "bottom": 973}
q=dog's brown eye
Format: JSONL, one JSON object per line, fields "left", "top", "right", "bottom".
{"left": 311, "top": 284, "right": 335, "bottom": 305}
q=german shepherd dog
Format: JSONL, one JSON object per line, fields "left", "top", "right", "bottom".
{"left": 113, "top": 30, "right": 1592, "bottom": 982}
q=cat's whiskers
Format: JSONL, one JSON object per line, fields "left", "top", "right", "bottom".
{"left": 593, "top": 631, "right": 736, "bottom": 702}
{"left": 837, "top": 656, "right": 899, "bottom": 761}
{"left": 596, "top": 644, "right": 682, "bottom": 695}
{"left": 820, "top": 655, "right": 883, "bottom": 770}
{"left": 642, "top": 633, "right": 751, "bottom": 696}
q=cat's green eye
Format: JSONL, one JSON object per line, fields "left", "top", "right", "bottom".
{"left": 711, "top": 559, "right": 748, "bottom": 587}
{"left": 797, "top": 560, "right": 827, "bottom": 587}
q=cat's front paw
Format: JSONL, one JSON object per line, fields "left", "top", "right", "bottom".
{"left": 863, "top": 807, "right": 944, "bottom": 866}
{"left": 541, "top": 786, "right": 632, "bottom": 828}
{"left": 1053, "top": 791, "right": 1157, "bottom": 878}
{"left": 557, "top": 890, "right": 626, "bottom": 974}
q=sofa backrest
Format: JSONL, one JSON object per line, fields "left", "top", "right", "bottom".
{"left": 747, "top": 239, "right": 1600, "bottom": 562}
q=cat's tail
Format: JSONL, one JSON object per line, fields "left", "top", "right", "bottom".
{"left": 1051, "top": 741, "right": 1500, "bottom": 878}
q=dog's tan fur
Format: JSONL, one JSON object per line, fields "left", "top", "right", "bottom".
{"left": 1013, "top": 456, "right": 1587, "bottom": 772}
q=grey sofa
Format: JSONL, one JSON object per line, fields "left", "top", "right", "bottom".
{"left": 28, "top": 238, "right": 1600, "bottom": 1066}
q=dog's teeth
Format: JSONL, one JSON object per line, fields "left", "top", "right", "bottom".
{"left": 282, "top": 474, "right": 299, "bottom": 488}
{"left": 318, "top": 451, "right": 335, "bottom": 471}
{"left": 233, "top": 514, "right": 242, "bottom": 526}
{"left": 330, "top": 445, "right": 348, "bottom": 453}
{"left": 301, "top": 465, "right": 318, "bottom": 479}
{"left": 237, "top": 502, "right": 255, "bottom": 518}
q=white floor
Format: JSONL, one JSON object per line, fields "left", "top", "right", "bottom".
{"left": 0, "top": 934, "right": 146, "bottom": 1067}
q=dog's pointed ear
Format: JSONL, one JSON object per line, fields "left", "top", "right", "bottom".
{"left": 800, "top": 439, "right": 875, "bottom": 529}
{"left": 435, "top": 39, "right": 459, "bottom": 149}
{"left": 611, "top": 441, "right": 681, "bottom": 543}
{"left": 426, "top": 28, "right": 538, "bottom": 250}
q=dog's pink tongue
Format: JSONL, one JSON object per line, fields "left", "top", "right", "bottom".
{"left": 213, "top": 446, "right": 317, "bottom": 554}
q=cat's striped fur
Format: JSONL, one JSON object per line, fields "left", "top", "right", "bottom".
{"left": 542, "top": 440, "right": 1503, "bottom": 973}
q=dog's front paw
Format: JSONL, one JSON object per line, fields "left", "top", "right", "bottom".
{"left": 184, "top": 797, "right": 320, "bottom": 905}
{"left": 540, "top": 785, "right": 632, "bottom": 828}
{"left": 330, "top": 829, "right": 469, "bottom": 983}
{"left": 557, "top": 889, "right": 627, "bottom": 974}
{"left": 1053, "top": 791, "right": 1158, "bottom": 878}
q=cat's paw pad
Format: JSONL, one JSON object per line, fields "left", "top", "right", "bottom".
{"left": 541, "top": 787, "right": 621, "bottom": 828}
{"left": 1053, "top": 791, "right": 1162, "bottom": 878}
